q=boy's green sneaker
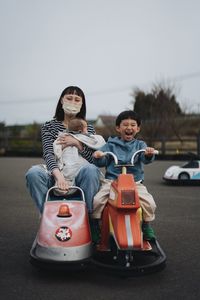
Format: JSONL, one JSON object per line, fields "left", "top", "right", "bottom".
{"left": 142, "top": 223, "right": 156, "bottom": 240}
{"left": 90, "top": 225, "right": 100, "bottom": 244}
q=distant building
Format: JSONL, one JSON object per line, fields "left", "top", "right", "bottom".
{"left": 95, "top": 115, "right": 116, "bottom": 128}
{"left": 94, "top": 115, "right": 117, "bottom": 140}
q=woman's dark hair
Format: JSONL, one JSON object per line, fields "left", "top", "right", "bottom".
{"left": 115, "top": 110, "right": 141, "bottom": 126}
{"left": 54, "top": 86, "right": 86, "bottom": 121}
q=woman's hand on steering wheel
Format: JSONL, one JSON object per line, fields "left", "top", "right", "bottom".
{"left": 52, "top": 169, "right": 69, "bottom": 191}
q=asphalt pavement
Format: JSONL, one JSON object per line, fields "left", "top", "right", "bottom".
{"left": 0, "top": 157, "right": 200, "bottom": 300}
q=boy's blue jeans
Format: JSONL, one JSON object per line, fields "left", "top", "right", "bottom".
{"left": 25, "top": 164, "right": 101, "bottom": 214}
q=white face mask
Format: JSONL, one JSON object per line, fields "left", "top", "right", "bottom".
{"left": 62, "top": 102, "right": 82, "bottom": 115}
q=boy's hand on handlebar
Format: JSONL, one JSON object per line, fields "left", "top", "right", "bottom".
{"left": 93, "top": 150, "right": 104, "bottom": 158}
{"left": 145, "top": 147, "right": 155, "bottom": 157}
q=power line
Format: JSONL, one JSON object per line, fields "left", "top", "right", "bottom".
{"left": 169, "top": 71, "right": 200, "bottom": 82}
{"left": 87, "top": 71, "right": 200, "bottom": 96}
{"left": 0, "top": 97, "right": 56, "bottom": 105}
{"left": 86, "top": 85, "right": 133, "bottom": 96}
{"left": 1, "top": 71, "right": 200, "bottom": 105}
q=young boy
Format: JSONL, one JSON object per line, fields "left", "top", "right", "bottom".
{"left": 92, "top": 110, "right": 157, "bottom": 240}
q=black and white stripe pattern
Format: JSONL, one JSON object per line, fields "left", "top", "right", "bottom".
{"left": 41, "top": 119, "right": 95, "bottom": 172}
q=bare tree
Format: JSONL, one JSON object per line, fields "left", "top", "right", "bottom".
{"left": 132, "top": 82, "right": 183, "bottom": 144}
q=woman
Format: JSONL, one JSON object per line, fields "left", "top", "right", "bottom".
{"left": 25, "top": 86, "right": 101, "bottom": 214}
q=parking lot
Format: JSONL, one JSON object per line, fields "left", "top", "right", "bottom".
{"left": 0, "top": 157, "right": 200, "bottom": 300}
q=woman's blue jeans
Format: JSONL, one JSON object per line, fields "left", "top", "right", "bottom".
{"left": 25, "top": 164, "right": 101, "bottom": 214}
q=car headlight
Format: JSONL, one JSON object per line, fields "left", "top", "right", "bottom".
{"left": 164, "top": 170, "right": 173, "bottom": 178}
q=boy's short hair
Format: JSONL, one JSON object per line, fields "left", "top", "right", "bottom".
{"left": 115, "top": 110, "right": 141, "bottom": 126}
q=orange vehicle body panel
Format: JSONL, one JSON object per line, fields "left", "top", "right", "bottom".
{"left": 109, "top": 174, "right": 141, "bottom": 209}
{"left": 99, "top": 173, "right": 144, "bottom": 250}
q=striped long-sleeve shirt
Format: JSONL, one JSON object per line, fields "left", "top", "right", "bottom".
{"left": 41, "top": 119, "right": 95, "bottom": 172}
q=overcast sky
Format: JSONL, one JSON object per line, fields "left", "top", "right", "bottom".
{"left": 0, "top": 0, "right": 200, "bottom": 125}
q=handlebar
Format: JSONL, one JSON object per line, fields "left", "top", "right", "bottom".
{"left": 102, "top": 149, "right": 159, "bottom": 166}
{"left": 101, "top": 151, "right": 118, "bottom": 165}
{"left": 130, "top": 149, "right": 159, "bottom": 165}
{"left": 45, "top": 186, "right": 85, "bottom": 202}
